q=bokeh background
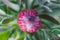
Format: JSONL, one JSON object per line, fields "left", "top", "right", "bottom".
{"left": 0, "top": 0, "right": 60, "bottom": 40}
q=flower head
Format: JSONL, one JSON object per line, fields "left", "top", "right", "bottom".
{"left": 17, "top": 9, "right": 41, "bottom": 33}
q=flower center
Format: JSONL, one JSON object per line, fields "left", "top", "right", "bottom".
{"left": 28, "top": 16, "right": 35, "bottom": 21}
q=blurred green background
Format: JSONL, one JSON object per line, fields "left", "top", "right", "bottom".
{"left": 0, "top": 0, "right": 60, "bottom": 40}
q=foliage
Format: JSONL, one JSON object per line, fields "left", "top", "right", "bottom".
{"left": 0, "top": 0, "right": 60, "bottom": 40}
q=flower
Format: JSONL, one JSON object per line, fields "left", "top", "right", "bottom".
{"left": 17, "top": 9, "right": 41, "bottom": 33}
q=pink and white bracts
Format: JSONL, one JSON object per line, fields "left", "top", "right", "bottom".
{"left": 17, "top": 9, "right": 41, "bottom": 33}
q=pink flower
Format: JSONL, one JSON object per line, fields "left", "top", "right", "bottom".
{"left": 17, "top": 9, "right": 41, "bottom": 33}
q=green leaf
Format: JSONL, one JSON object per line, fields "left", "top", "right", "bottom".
{"left": 0, "top": 30, "right": 10, "bottom": 40}
{"left": 22, "top": 0, "right": 34, "bottom": 9}
{"left": 11, "top": 28, "right": 18, "bottom": 38}
{"left": 47, "top": 9, "right": 60, "bottom": 24}
{"left": 52, "top": 0, "right": 60, "bottom": 4}
{"left": 42, "top": 29, "right": 50, "bottom": 40}
{"left": 27, "top": 34, "right": 33, "bottom": 40}
{"left": 0, "top": 26, "right": 15, "bottom": 40}
{"left": 51, "top": 25, "right": 60, "bottom": 28}
{"left": 2, "top": 0, "right": 20, "bottom": 12}
{"left": 18, "top": 32, "right": 24, "bottom": 40}
{"left": 0, "top": 26, "right": 9, "bottom": 32}
{"left": 41, "top": 18, "right": 54, "bottom": 28}
{"left": 51, "top": 29, "right": 60, "bottom": 34}
{"left": 32, "top": 35, "right": 36, "bottom": 40}
{"left": 0, "top": 9, "right": 6, "bottom": 15}
{"left": 27, "top": 0, "right": 34, "bottom": 9}
{"left": 2, "top": 18, "right": 14, "bottom": 24}
{"left": 50, "top": 25, "right": 60, "bottom": 34}
{"left": 40, "top": 14, "right": 60, "bottom": 25}
{"left": 32, "top": 0, "right": 39, "bottom": 6}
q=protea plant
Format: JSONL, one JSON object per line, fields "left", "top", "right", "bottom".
{"left": 0, "top": 0, "right": 60, "bottom": 40}
{"left": 17, "top": 9, "right": 41, "bottom": 33}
